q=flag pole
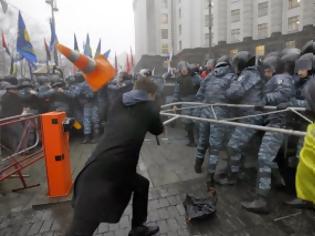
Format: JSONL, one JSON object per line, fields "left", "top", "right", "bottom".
{"left": 28, "top": 62, "right": 33, "bottom": 79}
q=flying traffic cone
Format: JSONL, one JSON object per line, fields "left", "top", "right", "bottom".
{"left": 56, "top": 43, "right": 116, "bottom": 91}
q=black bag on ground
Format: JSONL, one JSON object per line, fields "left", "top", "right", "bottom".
{"left": 183, "top": 194, "right": 217, "bottom": 222}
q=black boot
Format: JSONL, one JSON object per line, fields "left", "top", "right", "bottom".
{"left": 216, "top": 172, "right": 238, "bottom": 185}
{"left": 241, "top": 194, "right": 270, "bottom": 214}
{"left": 81, "top": 135, "right": 91, "bottom": 144}
{"left": 206, "top": 173, "right": 215, "bottom": 190}
{"left": 186, "top": 124, "right": 196, "bottom": 147}
{"left": 128, "top": 224, "right": 159, "bottom": 236}
{"left": 284, "top": 198, "right": 314, "bottom": 209}
{"left": 194, "top": 159, "right": 203, "bottom": 173}
{"left": 90, "top": 130, "right": 100, "bottom": 144}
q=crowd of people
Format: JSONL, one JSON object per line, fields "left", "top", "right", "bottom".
{"left": 1, "top": 41, "right": 314, "bottom": 218}
{"left": 169, "top": 40, "right": 315, "bottom": 214}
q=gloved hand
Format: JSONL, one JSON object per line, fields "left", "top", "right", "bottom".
{"left": 277, "top": 102, "right": 290, "bottom": 110}
{"left": 254, "top": 103, "right": 265, "bottom": 111}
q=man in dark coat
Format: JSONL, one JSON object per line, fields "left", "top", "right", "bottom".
{"left": 67, "top": 77, "right": 164, "bottom": 236}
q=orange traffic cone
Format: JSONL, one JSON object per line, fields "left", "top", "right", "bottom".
{"left": 56, "top": 43, "right": 116, "bottom": 91}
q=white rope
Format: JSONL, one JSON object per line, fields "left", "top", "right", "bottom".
{"left": 222, "top": 109, "right": 289, "bottom": 121}
{"left": 289, "top": 108, "right": 314, "bottom": 124}
{"left": 162, "top": 102, "right": 307, "bottom": 112}
{"left": 210, "top": 105, "right": 218, "bottom": 120}
{"left": 160, "top": 112, "right": 307, "bottom": 137}
{"left": 161, "top": 102, "right": 311, "bottom": 123}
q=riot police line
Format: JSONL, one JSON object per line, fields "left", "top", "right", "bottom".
{"left": 161, "top": 40, "right": 315, "bottom": 214}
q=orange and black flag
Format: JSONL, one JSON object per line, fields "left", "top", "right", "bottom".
{"left": 57, "top": 43, "right": 116, "bottom": 91}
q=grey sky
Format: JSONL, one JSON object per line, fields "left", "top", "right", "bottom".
{"left": 7, "top": 0, "right": 135, "bottom": 55}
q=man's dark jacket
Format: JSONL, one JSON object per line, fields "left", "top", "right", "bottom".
{"left": 72, "top": 90, "right": 164, "bottom": 223}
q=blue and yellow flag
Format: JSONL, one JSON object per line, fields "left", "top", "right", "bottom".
{"left": 16, "top": 11, "right": 37, "bottom": 64}
{"left": 104, "top": 49, "right": 111, "bottom": 59}
{"left": 50, "top": 18, "right": 58, "bottom": 51}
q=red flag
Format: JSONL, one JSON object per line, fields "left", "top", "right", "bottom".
{"left": 44, "top": 38, "right": 51, "bottom": 61}
{"left": 1, "top": 32, "right": 10, "bottom": 55}
{"left": 125, "top": 54, "right": 131, "bottom": 74}
{"left": 130, "top": 46, "right": 134, "bottom": 68}
{"left": 115, "top": 52, "right": 118, "bottom": 72}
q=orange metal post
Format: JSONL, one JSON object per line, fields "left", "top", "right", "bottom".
{"left": 41, "top": 112, "right": 72, "bottom": 197}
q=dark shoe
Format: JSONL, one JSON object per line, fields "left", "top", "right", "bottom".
{"left": 216, "top": 172, "right": 238, "bottom": 185}
{"left": 206, "top": 173, "right": 216, "bottom": 191}
{"left": 81, "top": 135, "right": 91, "bottom": 144}
{"left": 194, "top": 159, "right": 203, "bottom": 173}
{"left": 284, "top": 198, "right": 314, "bottom": 209}
{"left": 128, "top": 224, "right": 159, "bottom": 236}
{"left": 241, "top": 196, "right": 270, "bottom": 214}
{"left": 186, "top": 141, "right": 196, "bottom": 147}
{"left": 89, "top": 135, "right": 100, "bottom": 144}
{"left": 272, "top": 169, "right": 285, "bottom": 189}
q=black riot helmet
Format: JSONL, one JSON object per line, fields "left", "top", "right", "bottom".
{"left": 74, "top": 72, "right": 85, "bottom": 83}
{"left": 205, "top": 58, "right": 216, "bottom": 71}
{"left": 262, "top": 55, "right": 282, "bottom": 75}
{"left": 216, "top": 55, "right": 230, "bottom": 64}
{"left": 301, "top": 40, "right": 315, "bottom": 55}
{"left": 18, "top": 78, "right": 33, "bottom": 89}
{"left": 231, "top": 51, "right": 255, "bottom": 74}
{"left": 177, "top": 61, "right": 189, "bottom": 71}
{"left": 280, "top": 48, "right": 301, "bottom": 75}
{"left": 295, "top": 53, "right": 314, "bottom": 73}
{"left": 303, "top": 76, "right": 315, "bottom": 113}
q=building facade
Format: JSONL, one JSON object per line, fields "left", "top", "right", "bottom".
{"left": 133, "top": 0, "right": 211, "bottom": 61}
{"left": 212, "top": 0, "right": 315, "bottom": 55}
{"left": 134, "top": 0, "right": 315, "bottom": 69}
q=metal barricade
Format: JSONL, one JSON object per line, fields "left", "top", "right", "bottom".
{"left": 0, "top": 114, "right": 44, "bottom": 191}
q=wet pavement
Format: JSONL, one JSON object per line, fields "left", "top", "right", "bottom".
{"left": 0, "top": 127, "right": 314, "bottom": 236}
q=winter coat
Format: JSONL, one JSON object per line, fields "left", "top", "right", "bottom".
{"left": 72, "top": 89, "right": 164, "bottom": 223}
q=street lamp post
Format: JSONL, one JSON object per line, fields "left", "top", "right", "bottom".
{"left": 208, "top": 0, "right": 212, "bottom": 48}
{"left": 45, "top": 0, "right": 59, "bottom": 66}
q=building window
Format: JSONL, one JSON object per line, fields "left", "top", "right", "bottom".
{"left": 161, "top": 14, "right": 168, "bottom": 24}
{"left": 179, "top": 8, "right": 182, "bottom": 18}
{"left": 205, "top": 15, "right": 210, "bottom": 27}
{"left": 179, "top": 24, "right": 182, "bottom": 35}
{"left": 288, "top": 0, "right": 300, "bottom": 9}
{"left": 256, "top": 45, "right": 265, "bottom": 56}
{"left": 288, "top": 16, "right": 300, "bottom": 32}
{"left": 161, "top": 43, "right": 169, "bottom": 54}
{"left": 161, "top": 29, "right": 168, "bottom": 39}
{"left": 230, "top": 49, "right": 238, "bottom": 57}
{"left": 205, "top": 33, "right": 210, "bottom": 43}
{"left": 231, "top": 9, "right": 240, "bottom": 23}
{"left": 257, "top": 23, "right": 268, "bottom": 39}
{"left": 286, "top": 40, "right": 296, "bottom": 48}
{"left": 231, "top": 28, "right": 240, "bottom": 42}
{"left": 179, "top": 40, "right": 182, "bottom": 50}
{"left": 258, "top": 1, "right": 268, "bottom": 17}
{"left": 162, "top": 0, "right": 168, "bottom": 9}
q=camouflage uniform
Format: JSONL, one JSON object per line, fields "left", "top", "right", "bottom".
{"left": 195, "top": 64, "right": 235, "bottom": 174}
{"left": 289, "top": 76, "right": 314, "bottom": 160}
{"left": 226, "top": 66, "right": 265, "bottom": 174}
{"left": 256, "top": 73, "right": 295, "bottom": 196}
{"left": 173, "top": 73, "right": 200, "bottom": 145}
{"left": 64, "top": 81, "right": 100, "bottom": 136}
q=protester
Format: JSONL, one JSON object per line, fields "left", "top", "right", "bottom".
{"left": 67, "top": 77, "right": 164, "bottom": 236}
